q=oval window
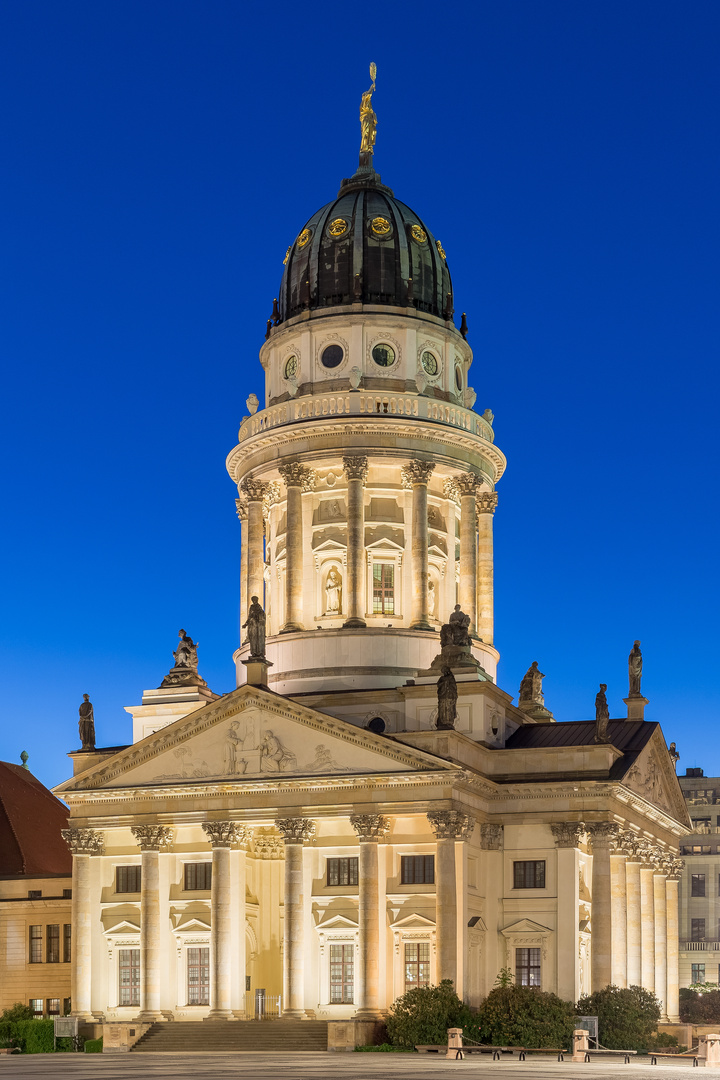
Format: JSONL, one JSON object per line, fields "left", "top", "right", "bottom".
{"left": 455, "top": 365, "right": 463, "bottom": 392}
{"left": 321, "top": 344, "right": 344, "bottom": 369}
{"left": 372, "top": 343, "right": 396, "bottom": 368}
{"left": 421, "top": 350, "right": 438, "bottom": 376}
{"left": 284, "top": 355, "right": 298, "bottom": 380}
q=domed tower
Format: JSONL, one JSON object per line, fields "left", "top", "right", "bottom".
{"left": 227, "top": 79, "right": 505, "bottom": 695}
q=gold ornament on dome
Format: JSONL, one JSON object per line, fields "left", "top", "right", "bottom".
{"left": 436, "top": 240, "right": 447, "bottom": 260}
{"left": 411, "top": 224, "right": 427, "bottom": 243}
{"left": 359, "top": 63, "right": 378, "bottom": 159}
{"left": 283, "top": 247, "right": 291, "bottom": 264}
{"left": 297, "top": 228, "right": 312, "bottom": 249}
{"left": 328, "top": 218, "right": 348, "bottom": 237}
{"left": 371, "top": 216, "right": 391, "bottom": 236}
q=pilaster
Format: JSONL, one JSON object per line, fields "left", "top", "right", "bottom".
{"left": 342, "top": 456, "right": 368, "bottom": 628}
{"left": 428, "top": 811, "right": 474, "bottom": 984}
{"left": 62, "top": 828, "right": 104, "bottom": 1021}
{"left": 455, "top": 473, "right": 480, "bottom": 636}
{"left": 476, "top": 491, "right": 497, "bottom": 645}
{"left": 132, "top": 825, "right": 173, "bottom": 1021}
{"left": 350, "top": 815, "right": 390, "bottom": 1018}
{"left": 202, "top": 822, "right": 244, "bottom": 1018}
{"left": 401, "top": 460, "right": 435, "bottom": 630}
{"left": 240, "top": 476, "right": 268, "bottom": 610}
{"left": 276, "top": 817, "right": 315, "bottom": 1018}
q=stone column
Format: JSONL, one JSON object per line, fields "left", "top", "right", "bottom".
{"left": 476, "top": 492, "right": 497, "bottom": 645}
{"left": 480, "top": 824, "right": 503, "bottom": 997}
{"left": 350, "top": 815, "right": 390, "bottom": 1017}
{"left": 278, "top": 464, "right": 313, "bottom": 632}
{"left": 551, "top": 823, "right": 585, "bottom": 1002}
{"left": 588, "top": 823, "right": 621, "bottom": 991}
{"left": 625, "top": 843, "right": 642, "bottom": 986}
{"left": 202, "top": 822, "right": 242, "bottom": 1019}
{"left": 666, "top": 857, "right": 683, "bottom": 1023}
{"left": 455, "top": 473, "right": 480, "bottom": 635}
{"left": 610, "top": 844, "right": 628, "bottom": 988}
{"left": 61, "top": 828, "right": 103, "bottom": 1020}
{"left": 235, "top": 499, "right": 249, "bottom": 634}
{"left": 401, "top": 461, "right": 435, "bottom": 630}
{"left": 132, "top": 825, "right": 173, "bottom": 1020}
{"left": 640, "top": 854, "right": 656, "bottom": 993}
{"left": 342, "top": 456, "right": 368, "bottom": 628}
{"left": 240, "top": 476, "right": 268, "bottom": 611}
{"left": 654, "top": 862, "right": 668, "bottom": 1018}
{"left": 428, "top": 811, "right": 475, "bottom": 984}
{"left": 276, "top": 817, "right": 314, "bottom": 1018}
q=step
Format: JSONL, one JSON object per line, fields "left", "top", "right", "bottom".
{"left": 131, "top": 1020, "right": 329, "bottom": 1052}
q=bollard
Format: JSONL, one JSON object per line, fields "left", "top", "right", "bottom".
{"left": 572, "top": 1028, "right": 589, "bottom": 1063}
{"left": 704, "top": 1034, "right": 720, "bottom": 1067}
{"left": 447, "top": 1028, "right": 464, "bottom": 1060}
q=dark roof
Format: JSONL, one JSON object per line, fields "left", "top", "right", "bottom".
{"left": 278, "top": 167, "right": 455, "bottom": 324}
{"left": 504, "top": 720, "right": 658, "bottom": 782}
{"left": 0, "top": 761, "right": 71, "bottom": 877}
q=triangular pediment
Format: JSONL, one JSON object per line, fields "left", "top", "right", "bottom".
{"left": 103, "top": 920, "right": 140, "bottom": 936}
{"left": 621, "top": 729, "right": 690, "bottom": 826}
{"left": 501, "top": 918, "right": 552, "bottom": 936}
{"left": 315, "top": 913, "right": 358, "bottom": 930}
{"left": 55, "top": 684, "right": 455, "bottom": 793}
{"left": 391, "top": 912, "right": 436, "bottom": 929}
{"left": 173, "top": 917, "right": 211, "bottom": 934}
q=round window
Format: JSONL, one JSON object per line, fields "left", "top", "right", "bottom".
{"left": 455, "top": 365, "right": 463, "bottom": 392}
{"left": 284, "top": 355, "right": 298, "bottom": 380}
{"left": 321, "top": 344, "right": 344, "bottom": 369}
{"left": 372, "top": 343, "right": 396, "bottom": 368}
{"left": 421, "top": 350, "right": 438, "bottom": 376}
{"left": 367, "top": 717, "right": 386, "bottom": 735}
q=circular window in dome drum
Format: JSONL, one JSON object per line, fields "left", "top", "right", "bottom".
{"left": 328, "top": 218, "right": 348, "bottom": 237}
{"left": 321, "top": 344, "right": 344, "bottom": 369}
{"left": 284, "top": 355, "right": 298, "bottom": 380}
{"left": 296, "top": 228, "right": 312, "bottom": 249}
{"left": 371, "top": 216, "right": 391, "bottom": 236}
{"left": 411, "top": 224, "right": 427, "bottom": 243}
{"left": 421, "top": 350, "right": 438, "bottom": 376}
{"left": 372, "top": 343, "right": 396, "bottom": 368}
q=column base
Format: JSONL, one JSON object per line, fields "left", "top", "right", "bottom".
{"left": 342, "top": 617, "right": 366, "bottom": 629}
{"left": 280, "top": 623, "right": 304, "bottom": 633}
{"left": 134, "top": 1012, "right": 164, "bottom": 1022}
{"left": 282, "top": 1008, "right": 309, "bottom": 1019}
{"left": 409, "top": 620, "right": 434, "bottom": 631}
{"left": 205, "top": 1010, "right": 234, "bottom": 1020}
{"left": 353, "top": 1008, "right": 385, "bottom": 1020}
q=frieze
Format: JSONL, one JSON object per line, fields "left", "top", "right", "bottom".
{"left": 131, "top": 825, "right": 173, "bottom": 851}
{"left": 427, "top": 810, "right": 475, "bottom": 840}
{"left": 62, "top": 827, "right": 104, "bottom": 855}
{"left": 350, "top": 814, "right": 390, "bottom": 842}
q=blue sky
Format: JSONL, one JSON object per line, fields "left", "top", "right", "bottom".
{"left": 1, "top": 0, "right": 718, "bottom": 789}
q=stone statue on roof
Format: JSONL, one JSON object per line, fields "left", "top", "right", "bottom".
{"left": 243, "top": 596, "right": 266, "bottom": 659}
{"left": 436, "top": 666, "right": 458, "bottom": 730}
{"left": 628, "top": 640, "right": 643, "bottom": 697}
{"left": 519, "top": 661, "right": 545, "bottom": 708}
{"left": 78, "top": 694, "right": 96, "bottom": 751}
{"left": 594, "top": 683, "right": 610, "bottom": 744}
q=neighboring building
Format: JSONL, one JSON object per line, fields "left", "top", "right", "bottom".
{"left": 0, "top": 758, "right": 72, "bottom": 1016}
{"left": 678, "top": 768, "right": 720, "bottom": 988}
{"left": 54, "top": 94, "right": 690, "bottom": 1035}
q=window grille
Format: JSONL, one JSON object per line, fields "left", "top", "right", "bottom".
{"left": 372, "top": 563, "right": 395, "bottom": 615}
{"left": 329, "top": 944, "right": 354, "bottom": 1003}
{"left": 116, "top": 866, "right": 141, "bottom": 893}
{"left": 29, "top": 925, "right": 42, "bottom": 964}
{"left": 46, "top": 924, "right": 60, "bottom": 963}
{"left": 400, "top": 855, "right": 435, "bottom": 885}
{"left": 187, "top": 947, "right": 210, "bottom": 1005}
{"left": 692, "top": 963, "right": 706, "bottom": 983}
{"left": 63, "top": 924, "right": 71, "bottom": 963}
{"left": 184, "top": 863, "right": 212, "bottom": 891}
{"left": 327, "top": 858, "right": 358, "bottom": 887}
{"left": 516, "top": 947, "right": 541, "bottom": 986}
{"left": 404, "top": 942, "right": 430, "bottom": 991}
{"left": 692, "top": 918, "right": 706, "bottom": 941}
{"left": 118, "top": 949, "right": 140, "bottom": 1006}
{"left": 692, "top": 874, "right": 706, "bottom": 897}
{"left": 513, "top": 861, "right": 546, "bottom": 889}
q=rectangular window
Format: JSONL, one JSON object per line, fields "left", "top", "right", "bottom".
{"left": 329, "top": 944, "right": 354, "bottom": 1004}
{"left": 63, "top": 999, "right": 71, "bottom": 1017}
{"left": 692, "top": 963, "right": 706, "bottom": 984}
{"left": 63, "top": 924, "right": 71, "bottom": 963}
{"left": 372, "top": 562, "right": 395, "bottom": 615}
{"left": 28, "top": 889, "right": 41, "bottom": 899}
{"left": 513, "top": 860, "right": 546, "bottom": 889}
{"left": 692, "top": 918, "right": 706, "bottom": 941}
{"left": 400, "top": 855, "right": 435, "bottom": 885}
{"left": 115, "top": 865, "right": 141, "bottom": 893}
{"left": 29, "top": 925, "right": 42, "bottom": 963}
{"left": 29, "top": 999, "right": 43, "bottom": 1018}
{"left": 516, "top": 947, "right": 542, "bottom": 987}
{"left": 404, "top": 942, "right": 430, "bottom": 991}
{"left": 327, "top": 858, "right": 359, "bottom": 887}
{"left": 692, "top": 874, "right": 707, "bottom": 896}
{"left": 46, "top": 924, "right": 60, "bottom": 963}
{"left": 46, "top": 999, "right": 60, "bottom": 1016}
{"left": 187, "top": 947, "right": 210, "bottom": 1005}
{"left": 63, "top": 889, "right": 72, "bottom": 899}
{"left": 184, "top": 863, "right": 212, "bottom": 891}
{"left": 118, "top": 948, "right": 140, "bottom": 1007}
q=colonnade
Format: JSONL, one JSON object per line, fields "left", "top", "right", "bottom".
{"left": 238, "top": 459, "right": 497, "bottom": 643}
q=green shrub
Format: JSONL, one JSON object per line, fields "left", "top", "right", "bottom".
{"left": 354, "top": 1043, "right": 415, "bottom": 1052}
{"left": 84, "top": 1038, "right": 103, "bottom": 1053}
{"left": 0, "top": 1004, "right": 34, "bottom": 1023}
{"left": 466, "top": 985, "right": 575, "bottom": 1048}
{"left": 386, "top": 980, "right": 471, "bottom": 1048}
{"left": 680, "top": 987, "right": 720, "bottom": 1023}
{"left": 646, "top": 1032, "right": 685, "bottom": 1053}
{"left": 0, "top": 1019, "right": 55, "bottom": 1054}
{"left": 577, "top": 985, "right": 661, "bottom": 1051}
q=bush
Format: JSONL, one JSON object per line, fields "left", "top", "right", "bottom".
{"left": 386, "top": 981, "right": 471, "bottom": 1048}
{"left": 0, "top": 1019, "right": 55, "bottom": 1054}
{"left": 354, "top": 1043, "right": 415, "bottom": 1052}
{"left": 577, "top": 985, "right": 661, "bottom": 1051}
{"left": 84, "top": 1038, "right": 103, "bottom": 1053}
{"left": 680, "top": 987, "right": 720, "bottom": 1023}
{"left": 466, "top": 985, "right": 575, "bottom": 1049}
{"left": 0, "top": 1004, "right": 34, "bottom": 1023}
{"left": 646, "top": 1032, "right": 685, "bottom": 1053}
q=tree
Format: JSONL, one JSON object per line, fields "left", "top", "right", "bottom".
{"left": 0, "top": 1004, "right": 34, "bottom": 1023}
{"left": 386, "top": 981, "right": 471, "bottom": 1048}
{"left": 466, "top": 985, "right": 575, "bottom": 1048}
{"left": 680, "top": 987, "right": 720, "bottom": 1024}
{"left": 576, "top": 985, "right": 661, "bottom": 1051}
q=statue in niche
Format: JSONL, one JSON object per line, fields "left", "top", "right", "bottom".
{"left": 78, "top": 694, "right": 96, "bottom": 750}
{"left": 436, "top": 666, "right": 458, "bottom": 729}
{"left": 519, "top": 661, "right": 545, "bottom": 707}
{"left": 172, "top": 629, "right": 199, "bottom": 671}
{"left": 594, "top": 683, "right": 610, "bottom": 743}
{"left": 242, "top": 596, "right": 266, "bottom": 658}
{"left": 325, "top": 567, "right": 342, "bottom": 615}
{"left": 260, "top": 730, "right": 296, "bottom": 772}
{"left": 440, "top": 604, "right": 471, "bottom": 648}
{"left": 427, "top": 579, "right": 436, "bottom": 618}
{"left": 223, "top": 721, "right": 247, "bottom": 775}
{"left": 628, "top": 640, "right": 643, "bottom": 697}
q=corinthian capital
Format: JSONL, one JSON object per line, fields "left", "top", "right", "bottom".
{"left": 342, "top": 456, "right": 369, "bottom": 483}
{"left": 442, "top": 478, "right": 460, "bottom": 506}
{"left": 240, "top": 475, "right": 269, "bottom": 502}
{"left": 400, "top": 461, "right": 435, "bottom": 489}
{"left": 262, "top": 481, "right": 281, "bottom": 517}
{"left": 480, "top": 823, "right": 503, "bottom": 850}
{"left": 131, "top": 825, "right": 173, "bottom": 851}
{"left": 550, "top": 822, "right": 586, "bottom": 848}
{"left": 235, "top": 498, "right": 248, "bottom": 521}
{"left": 350, "top": 814, "right": 390, "bottom": 842}
{"left": 666, "top": 855, "right": 684, "bottom": 880}
{"left": 427, "top": 810, "right": 475, "bottom": 840}
{"left": 455, "top": 472, "right": 481, "bottom": 496}
{"left": 301, "top": 470, "right": 317, "bottom": 493}
{"left": 276, "top": 817, "right": 315, "bottom": 844}
{"left": 279, "top": 462, "right": 311, "bottom": 488}
{"left": 476, "top": 492, "right": 498, "bottom": 515}
{"left": 61, "top": 827, "right": 104, "bottom": 855}
{"left": 587, "top": 822, "right": 623, "bottom": 850}
{"left": 202, "top": 821, "right": 244, "bottom": 848}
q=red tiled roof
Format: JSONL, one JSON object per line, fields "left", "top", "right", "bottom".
{"left": 0, "top": 761, "right": 71, "bottom": 877}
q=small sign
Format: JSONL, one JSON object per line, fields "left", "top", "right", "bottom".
{"left": 53, "top": 1017, "right": 79, "bottom": 1038}
{"left": 576, "top": 1016, "right": 599, "bottom": 1046}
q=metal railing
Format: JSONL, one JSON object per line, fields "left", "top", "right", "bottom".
{"left": 244, "top": 991, "right": 282, "bottom": 1019}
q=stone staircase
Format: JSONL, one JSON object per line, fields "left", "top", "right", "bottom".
{"left": 131, "top": 1019, "right": 329, "bottom": 1052}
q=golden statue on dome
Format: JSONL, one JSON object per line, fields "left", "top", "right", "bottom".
{"left": 359, "top": 62, "right": 377, "bottom": 166}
